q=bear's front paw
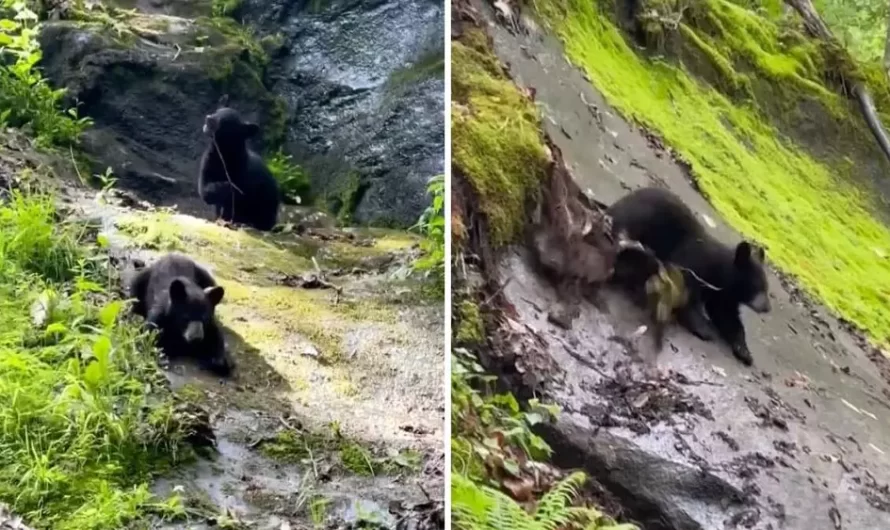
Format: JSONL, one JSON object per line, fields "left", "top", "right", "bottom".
{"left": 731, "top": 343, "right": 754, "bottom": 366}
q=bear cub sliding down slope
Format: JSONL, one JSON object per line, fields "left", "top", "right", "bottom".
{"left": 127, "top": 253, "right": 233, "bottom": 376}
{"left": 607, "top": 187, "right": 771, "bottom": 365}
{"left": 198, "top": 101, "right": 280, "bottom": 231}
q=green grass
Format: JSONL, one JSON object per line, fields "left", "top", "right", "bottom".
{"left": 0, "top": 189, "right": 190, "bottom": 528}
{"left": 534, "top": 0, "right": 890, "bottom": 346}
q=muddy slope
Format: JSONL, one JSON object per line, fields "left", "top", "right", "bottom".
{"left": 67, "top": 188, "right": 444, "bottom": 528}
{"left": 476, "top": 5, "right": 890, "bottom": 529}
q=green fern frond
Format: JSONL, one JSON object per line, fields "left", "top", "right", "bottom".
{"left": 534, "top": 471, "right": 587, "bottom": 529}
{"left": 452, "top": 473, "right": 538, "bottom": 530}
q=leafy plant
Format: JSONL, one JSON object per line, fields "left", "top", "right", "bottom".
{"left": 452, "top": 471, "right": 636, "bottom": 530}
{"left": 0, "top": 0, "right": 92, "bottom": 145}
{"left": 211, "top": 0, "right": 242, "bottom": 18}
{"left": 410, "top": 174, "right": 445, "bottom": 293}
{"left": 0, "top": 189, "right": 191, "bottom": 528}
{"left": 451, "top": 348, "right": 557, "bottom": 483}
{"left": 266, "top": 149, "right": 311, "bottom": 204}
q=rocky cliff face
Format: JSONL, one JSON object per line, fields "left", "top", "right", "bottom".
{"left": 38, "top": 0, "right": 444, "bottom": 226}
{"left": 246, "top": 0, "right": 445, "bottom": 225}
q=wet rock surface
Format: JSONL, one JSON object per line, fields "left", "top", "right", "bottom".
{"left": 477, "top": 3, "right": 890, "bottom": 528}
{"left": 245, "top": 0, "right": 446, "bottom": 225}
{"left": 39, "top": 0, "right": 444, "bottom": 226}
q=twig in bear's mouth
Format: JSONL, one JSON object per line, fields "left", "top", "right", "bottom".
{"left": 211, "top": 136, "right": 244, "bottom": 222}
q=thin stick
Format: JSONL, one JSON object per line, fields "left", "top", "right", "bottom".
{"left": 211, "top": 136, "right": 244, "bottom": 223}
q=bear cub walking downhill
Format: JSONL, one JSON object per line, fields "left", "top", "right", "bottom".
{"left": 127, "top": 253, "right": 233, "bottom": 376}
{"left": 606, "top": 186, "right": 771, "bottom": 365}
{"left": 198, "top": 104, "right": 280, "bottom": 231}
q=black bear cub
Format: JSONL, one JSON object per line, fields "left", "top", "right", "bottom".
{"left": 127, "top": 253, "right": 233, "bottom": 376}
{"left": 198, "top": 103, "right": 280, "bottom": 231}
{"left": 607, "top": 186, "right": 771, "bottom": 365}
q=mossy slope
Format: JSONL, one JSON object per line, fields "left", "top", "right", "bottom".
{"left": 108, "top": 207, "right": 443, "bottom": 449}
{"left": 535, "top": 0, "right": 890, "bottom": 346}
{"left": 452, "top": 29, "right": 550, "bottom": 246}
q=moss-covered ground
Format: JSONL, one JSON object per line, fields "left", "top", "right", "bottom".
{"left": 534, "top": 0, "right": 890, "bottom": 347}
{"left": 452, "top": 28, "right": 551, "bottom": 246}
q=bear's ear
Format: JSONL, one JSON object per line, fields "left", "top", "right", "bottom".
{"left": 169, "top": 279, "right": 188, "bottom": 302}
{"left": 734, "top": 241, "right": 753, "bottom": 267}
{"left": 218, "top": 94, "right": 230, "bottom": 108}
{"left": 205, "top": 285, "right": 225, "bottom": 306}
{"left": 242, "top": 122, "right": 260, "bottom": 138}
{"left": 751, "top": 244, "right": 765, "bottom": 265}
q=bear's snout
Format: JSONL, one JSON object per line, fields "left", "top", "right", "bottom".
{"left": 183, "top": 320, "right": 205, "bottom": 342}
{"left": 748, "top": 292, "right": 771, "bottom": 313}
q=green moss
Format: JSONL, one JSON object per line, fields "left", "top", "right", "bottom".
{"left": 388, "top": 49, "right": 445, "bottom": 88}
{"left": 264, "top": 96, "right": 289, "bottom": 150}
{"left": 452, "top": 30, "right": 550, "bottom": 247}
{"left": 455, "top": 300, "right": 484, "bottom": 345}
{"left": 536, "top": 0, "right": 890, "bottom": 345}
{"left": 259, "top": 428, "right": 416, "bottom": 476}
{"left": 325, "top": 171, "right": 365, "bottom": 224}
{"left": 116, "top": 213, "right": 184, "bottom": 251}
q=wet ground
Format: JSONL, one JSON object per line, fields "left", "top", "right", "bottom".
{"left": 69, "top": 189, "right": 444, "bottom": 529}
{"left": 475, "top": 3, "right": 890, "bottom": 528}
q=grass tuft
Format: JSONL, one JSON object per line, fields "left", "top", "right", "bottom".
{"left": 0, "top": 189, "right": 190, "bottom": 529}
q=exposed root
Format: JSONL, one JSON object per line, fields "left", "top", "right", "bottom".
{"left": 528, "top": 139, "right": 618, "bottom": 326}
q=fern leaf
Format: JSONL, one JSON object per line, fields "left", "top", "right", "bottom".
{"left": 533, "top": 471, "right": 588, "bottom": 529}
{"left": 452, "top": 473, "right": 537, "bottom": 530}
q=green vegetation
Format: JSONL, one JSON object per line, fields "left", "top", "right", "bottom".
{"left": 451, "top": 348, "right": 635, "bottom": 529}
{"left": 534, "top": 0, "right": 890, "bottom": 347}
{"left": 0, "top": 0, "right": 92, "bottom": 146}
{"left": 814, "top": 0, "right": 889, "bottom": 63}
{"left": 452, "top": 29, "right": 550, "bottom": 246}
{"left": 388, "top": 49, "right": 445, "bottom": 88}
{"left": 260, "top": 425, "right": 421, "bottom": 476}
{"left": 453, "top": 472, "right": 635, "bottom": 530}
{"left": 0, "top": 188, "right": 190, "bottom": 528}
{"left": 267, "top": 149, "right": 311, "bottom": 204}
{"left": 411, "top": 174, "right": 446, "bottom": 296}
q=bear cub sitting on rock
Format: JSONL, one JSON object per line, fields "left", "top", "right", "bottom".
{"left": 606, "top": 186, "right": 771, "bottom": 365}
{"left": 198, "top": 101, "right": 280, "bottom": 231}
{"left": 127, "top": 253, "right": 233, "bottom": 376}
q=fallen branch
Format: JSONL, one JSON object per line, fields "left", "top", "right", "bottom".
{"left": 784, "top": 0, "right": 890, "bottom": 165}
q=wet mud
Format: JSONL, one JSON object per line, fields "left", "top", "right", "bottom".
{"left": 474, "top": 3, "right": 890, "bottom": 528}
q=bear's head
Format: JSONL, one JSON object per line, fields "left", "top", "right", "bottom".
{"left": 202, "top": 107, "right": 260, "bottom": 151}
{"left": 166, "top": 277, "right": 225, "bottom": 343}
{"left": 733, "top": 241, "right": 770, "bottom": 314}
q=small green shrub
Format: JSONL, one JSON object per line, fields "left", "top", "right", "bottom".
{"left": 0, "top": 0, "right": 92, "bottom": 146}
{"left": 451, "top": 348, "right": 637, "bottom": 530}
{"left": 0, "top": 189, "right": 190, "bottom": 528}
{"left": 211, "top": 0, "right": 242, "bottom": 17}
{"left": 267, "top": 149, "right": 311, "bottom": 204}
{"left": 411, "top": 174, "right": 445, "bottom": 295}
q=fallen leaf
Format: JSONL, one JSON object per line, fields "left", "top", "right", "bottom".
{"left": 502, "top": 476, "right": 535, "bottom": 502}
{"left": 828, "top": 506, "right": 842, "bottom": 529}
